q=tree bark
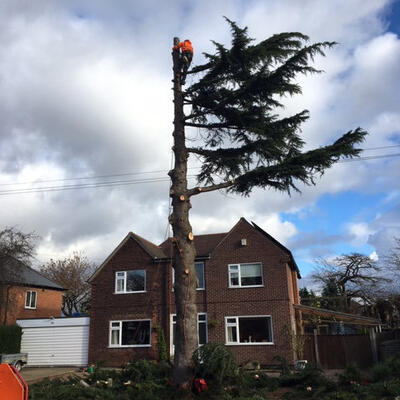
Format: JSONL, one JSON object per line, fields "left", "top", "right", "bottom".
{"left": 170, "top": 37, "right": 198, "bottom": 388}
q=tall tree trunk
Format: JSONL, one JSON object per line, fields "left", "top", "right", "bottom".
{"left": 170, "top": 38, "right": 198, "bottom": 388}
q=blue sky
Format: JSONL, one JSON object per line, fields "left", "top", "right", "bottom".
{"left": 0, "top": 0, "right": 399, "bottom": 287}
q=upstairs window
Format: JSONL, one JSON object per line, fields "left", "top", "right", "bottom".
{"left": 25, "top": 290, "right": 37, "bottom": 309}
{"left": 172, "top": 261, "right": 205, "bottom": 290}
{"left": 228, "top": 263, "right": 263, "bottom": 288}
{"left": 115, "top": 270, "right": 146, "bottom": 293}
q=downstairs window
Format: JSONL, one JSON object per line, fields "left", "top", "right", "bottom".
{"left": 225, "top": 316, "right": 273, "bottom": 344}
{"left": 109, "top": 320, "right": 151, "bottom": 347}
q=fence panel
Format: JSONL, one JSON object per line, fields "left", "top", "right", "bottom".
{"left": 302, "top": 334, "right": 373, "bottom": 369}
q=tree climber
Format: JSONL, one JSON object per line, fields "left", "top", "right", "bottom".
{"left": 173, "top": 39, "right": 193, "bottom": 85}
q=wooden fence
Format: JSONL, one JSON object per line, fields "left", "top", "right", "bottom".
{"left": 302, "top": 332, "right": 396, "bottom": 369}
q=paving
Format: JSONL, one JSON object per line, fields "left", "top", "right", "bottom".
{"left": 21, "top": 367, "right": 79, "bottom": 384}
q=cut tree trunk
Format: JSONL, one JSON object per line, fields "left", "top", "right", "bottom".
{"left": 170, "top": 37, "right": 198, "bottom": 388}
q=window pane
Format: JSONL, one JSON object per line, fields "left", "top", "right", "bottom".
{"left": 116, "top": 278, "right": 124, "bottom": 292}
{"left": 195, "top": 262, "right": 204, "bottom": 289}
{"left": 25, "top": 292, "right": 31, "bottom": 307}
{"left": 198, "top": 314, "right": 206, "bottom": 322}
{"left": 238, "top": 317, "right": 271, "bottom": 343}
{"left": 240, "top": 264, "right": 262, "bottom": 286}
{"left": 122, "top": 321, "right": 150, "bottom": 345}
{"left": 227, "top": 318, "right": 236, "bottom": 324}
{"left": 198, "top": 322, "right": 207, "bottom": 345}
{"left": 227, "top": 326, "right": 237, "bottom": 342}
{"left": 126, "top": 270, "right": 145, "bottom": 292}
{"left": 111, "top": 329, "right": 119, "bottom": 345}
{"left": 230, "top": 272, "right": 239, "bottom": 286}
{"left": 31, "top": 291, "right": 37, "bottom": 307}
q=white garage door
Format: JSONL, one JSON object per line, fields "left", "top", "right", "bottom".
{"left": 17, "top": 317, "right": 89, "bottom": 366}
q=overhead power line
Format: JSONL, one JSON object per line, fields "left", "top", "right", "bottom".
{"left": 0, "top": 175, "right": 197, "bottom": 196}
{"left": 0, "top": 152, "right": 398, "bottom": 197}
{"left": 338, "top": 153, "right": 400, "bottom": 163}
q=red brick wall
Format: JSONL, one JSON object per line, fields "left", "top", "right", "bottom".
{"left": 0, "top": 285, "right": 63, "bottom": 325}
{"left": 89, "top": 237, "right": 166, "bottom": 366}
{"left": 201, "top": 219, "right": 294, "bottom": 365}
{"left": 89, "top": 220, "right": 299, "bottom": 366}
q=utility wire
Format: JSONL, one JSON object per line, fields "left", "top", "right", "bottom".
{"left": 0, "top": 153, "right": 398, "bottom": 196}
{"left": 0, "top": 167, "right": 201, "bottom": 187}
{"left": 0, "top": 175, "right": 197, "bottom": 196}
{"left": 338, "top": 153, "right": 400, "bottom": 163}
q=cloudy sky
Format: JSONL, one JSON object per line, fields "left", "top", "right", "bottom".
{"left": 0, "top": 0, "right": 399, "bottom": 284}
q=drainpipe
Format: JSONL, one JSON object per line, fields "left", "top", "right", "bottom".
{"left": 2, "top": 285, "right": 11, "bottom": 325}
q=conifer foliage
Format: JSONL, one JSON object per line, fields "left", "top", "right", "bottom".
{"left": 184, "top": 19, "right": 367, "bottom": 196}
{"left": 170, "top": 19, "right": 367, "bottom": 388}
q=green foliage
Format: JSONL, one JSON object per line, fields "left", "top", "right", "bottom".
{"left": 193, "top": 342, "right": 238, "bottom": 385}
{"left": 185, "top": 19, "right": 367, "bottom": 196}
{"left": 279, "top": 363, "right": 328, "bottom": 389}
{"left": 0, "top": 324, "right": 22, "bottom": 353}
{"left": 29, "top": 360, "right": 180, "bottom": 400}
{"left": 156, "top": 327, "right": 168, "bottom": 362}
{"left": 338, "top": 363, "right": 362, "bottom": 385}
{"left": 371, "top": 354, "right": 400, "bottom": 382}
{"left": 273, "top": 355, "right": 290, "bottom": 376}
{"left": 321, "top": 277, "right": 345, "bottom": 311}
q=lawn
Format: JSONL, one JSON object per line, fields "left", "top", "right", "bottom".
{"left": 28, "top": 343, "right": 400, "bottom": 399}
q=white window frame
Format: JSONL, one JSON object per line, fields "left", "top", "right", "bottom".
{"left": 197, "top": 313, "right": 208, "bottom": 345}
{"left": 25, "top": 290, "right": 37, "bottom": 309}
{"left": 114, "top": 270, "right": 146, "bottom": 294}
{"left": 225, "top": 315, "right": 274, "bottom": 345}
{"left": 172, "top": 261, "right": 205, "bottom": 291}
{"left": 170, "top": 312, "right": 208, "bottom": 355}
{"left": 109, "top": 319, "right": 152, "bottom": 348}
{"left": 228, "top": 262, "right": 263, "bottom": 288}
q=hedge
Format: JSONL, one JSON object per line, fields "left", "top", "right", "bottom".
{"left": 0, "top": 325, "right": 22, "bottom": 353}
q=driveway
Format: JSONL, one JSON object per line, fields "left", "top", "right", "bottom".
{"left": 21, "top": 367, "right": 79, "bottom": 384}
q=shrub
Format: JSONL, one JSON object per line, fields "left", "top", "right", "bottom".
{"left": 273, "top": 355, "right": 290, "bottom": 376}
{"left": 371, "top": 355, "right": 400, "bottom": 382}
{"left": 338, "top": 363, "right": 362, "bottom": 386}
{"left": 157, "top": 327, "right": 168, "bottom": 362}
{"left": 192, "top": 342, "right": 237, "bottom": 385}
{"left": 120, "top": 359, "right": 170, "bottom": 383}
{"left": 0, "top": 325, "right": 22, "bottom": 353}
{"left": 279, "top": 363, "right": 327, "bottom": 389}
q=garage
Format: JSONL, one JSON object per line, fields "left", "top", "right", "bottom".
{"left": 17, "top": 317, "right": 89, "bottom": 366}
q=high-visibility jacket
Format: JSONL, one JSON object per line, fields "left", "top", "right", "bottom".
{"left": 173, "top": 40, "right": 193, "bottom": 54}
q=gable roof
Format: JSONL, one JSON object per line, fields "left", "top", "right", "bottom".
{"left": 251, "top": 220, "right": 301, "bottom": 278}
{"left": 89, "top": 232, "right": 167, "bottom": 283}
{"left": 90, "top": 218, "right": 301, "bottom": 282}
{"left": 0, "top": 256, "right": 65, "bottom": 291}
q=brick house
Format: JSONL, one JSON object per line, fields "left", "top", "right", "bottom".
{"left": 88, "top": 218, "right": 301, "bottom": 367}
{"left": 0, "top": 256, "right": 65, "bottom": 325}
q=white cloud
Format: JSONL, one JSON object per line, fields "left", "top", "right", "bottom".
{"left": 369, "top": 251, "right": 379, "bottom": 261}
{"left": 347, "top": 222, "right": 375, "bottom": 245}
{"left": 0, "top": 0, "right": 398, "bottom": 270}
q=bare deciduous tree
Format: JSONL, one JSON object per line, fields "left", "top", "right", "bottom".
{"left": 312, "top": 253, "right": 391, "bottom": 310}
{"left": 40, "top": 252, "right": 95, "bottom": 316}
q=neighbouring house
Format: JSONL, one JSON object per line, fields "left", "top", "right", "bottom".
{"left": 0, "top": 256, "right": 65, "bottom": 325}
{"left": 89, "top": 217, "right": 302, "bottom": 366}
